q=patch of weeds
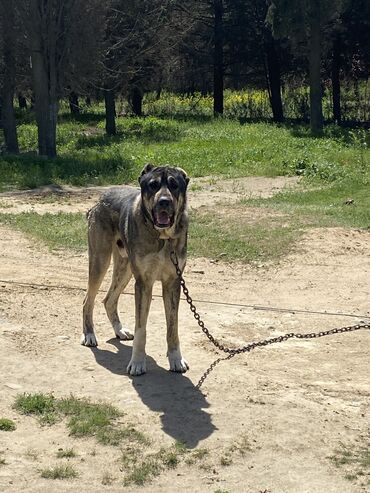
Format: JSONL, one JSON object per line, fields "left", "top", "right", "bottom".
{"left": 0, "top": 212, "right": 87, "bottom": 251}
{"left": 229, "top": 435, "right": 252, "bottom": 456}
{"left": 13, "top": 393, "right": 148, "bottom": 449}
{"left": 101, "top": 472, "right": 115, "bottom": 485}
{"left": 25, "top": 448, "right": 39, "bottom": 461}
{"left": 97, "top": 425, "right": 149, "bottom": 446}
{"left": 0, "top": 454, "right": 6, "bottom": 466}
{"left": 40, "top": 464, "right": 78, "bottom": 480}
{"left": 14, "top": 393, "right": 57, "bottom": 425}
{"left": 214, "top": 490, "right": 231, "bottom": 493}
{"left": 124, "top": 457, "right": 161, "bottom": 486}
{"left": 220, "top": 454, "right": 233, "bottom": 466}
{"left": 186, "top": 447, "right": 209, "bottom": 465}
{"left": 329, "top": 438, "right": 370, "bottom": 484}
{"left": 56, "top": 448, "right": 77, "bottom": 459}
{"left": 220, "top": 434, "right": 253, "bottom": 466}
{"left": 188, "top": 207, "right": 299, "bottom": 264}
{"left": 0, "top": 418, "right": 16, "bottom": 431}
{"left": 0, "top": 200, "right": 13, "bottom": 208}
{"left": 123, "top": 442, "right": 188, "bottom": 486}
{"left": 59, "top": 396, "right": 121, "bottom": 437}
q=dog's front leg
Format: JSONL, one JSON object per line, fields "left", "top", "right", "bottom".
{"left": 127, "top": 278, "right": 153, "bottom": 376}
{"left": 163, "top": 277, "right": 189, "bottom": 373}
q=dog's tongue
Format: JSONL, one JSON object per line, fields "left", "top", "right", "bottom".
{"left": 155, "top": 211, "right": 171, "bottom": 227}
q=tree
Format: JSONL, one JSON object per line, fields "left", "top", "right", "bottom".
{"left": 23, "top": 0, "right": 104, "bottom": 157}
{"left": 0, "top": 0, "right": 19, "bottom": 153}
{"left": 267, "top": 0, "right": 348, "bottom": 135}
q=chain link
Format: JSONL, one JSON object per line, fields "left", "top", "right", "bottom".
{"left": 170, "top": 249, "right": 369, "bottom": 388}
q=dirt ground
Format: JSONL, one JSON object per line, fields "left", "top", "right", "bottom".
{"left": 0, "top": 176, "right": 369, "bottom": 493}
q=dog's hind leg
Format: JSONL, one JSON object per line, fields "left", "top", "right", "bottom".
{"left": 82, "top": 211, "right": 112, "bottom": 347}
{"left": 103, "top": 245, "right": 134, "bottom": 341}
{"left": 163, "top": 277, "right": 189, "bottom": 373}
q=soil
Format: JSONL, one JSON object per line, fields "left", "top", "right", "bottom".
{"left": 0, "top": 176, "right": 369, "bottom": 493}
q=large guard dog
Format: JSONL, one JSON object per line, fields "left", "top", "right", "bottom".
{"left": 82, "top": 164, "right": 189, "bottom": 376}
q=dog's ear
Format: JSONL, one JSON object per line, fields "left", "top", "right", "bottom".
{"left": 139, "top": 163, "right": 154, "bottom": 184}
{"left": 177, "top": 167, "right": 190, "bottom": 187}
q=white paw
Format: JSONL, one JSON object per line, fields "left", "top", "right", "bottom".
{"left": 127, "top": 357, "right": 146, "bottom": 376}
{"left": 168, "top": 350, "right": 189, "bottom": 373}
{"left": 81, "top": 332, "right": 98, "bottom": 347}
{"left": 114, "top": 327, "right": 134, "bottom": 341}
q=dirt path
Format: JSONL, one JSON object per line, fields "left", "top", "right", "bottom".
{"left": 0, "top": 177, "right": 369, "bottom": 493}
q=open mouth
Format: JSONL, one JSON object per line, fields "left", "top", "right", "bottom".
{"left": 153, "top": 210, "right": 174, "bottom": 229}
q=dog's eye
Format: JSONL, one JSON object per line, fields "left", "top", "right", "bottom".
{"left": 148, "top": 180, "right": 160, "bottom": 191}
{"left": 168, "top": 178, "right": 179, "bottom": 191}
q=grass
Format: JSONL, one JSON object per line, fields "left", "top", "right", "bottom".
{"left": 330, "top": 439, "right": 370, "bottom": 485}
{"left": 13, "top": 393, "right": 145, "bottom": 447}
{"left": 0, "top": 212, "right": 86, "bottom": 251}
{"left": 56, "top": 448, "right": 77, "bottom": 459}
{"left": 0, "top": 173, "right": 368, "bottom": 264}
{"left": 0, "top": 111, "right": 368, "bottom": 191}
{"left": 40, "top": 464, "right": 78, "bottom": 480}
{"left": 123, "top": 442, "right": 188, "bottom": 486}
{"left": 0, "top": 111, "right": 368, "bottom": 265}
{"left": 0, "top": 418, "right": 16, "bottom": 431}
{"left": 220, "top": 434, "right": 253, "bottom": 467}
{"left": 244, "top": 180, "right": 370, "bottom": 230}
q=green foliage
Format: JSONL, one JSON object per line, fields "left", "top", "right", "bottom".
{"left": 13, "top": 393, "right": 148, "bottom": 448}
{"left": 14, "top": 393, "right": 56, "bottom": 417}
{"left": 123, "top": 443, "right": 188, "bottom": 486}
{"left": 0, "top": 212, "right": 87, "bottom": 250}
{"left": 329, "top": 438, "right": 370, "bottom": 483}
{"left": 56, "top": 448, "right": 77, "bottom": 459}
{"left": 40, "top": 464, "right": 78, "bottom": 480}
{"left": 1, "top": 97, "right": 369, "bottom": 192}
{"left": 0, "top": 418, "right": 16, "bottom": 431}
{"left": 247, "top": 181, "right": 370, "bottom": 229}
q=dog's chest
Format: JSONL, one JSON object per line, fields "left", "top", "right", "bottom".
{"left": 134, "top": 248, "right": 174, "bottom": 281}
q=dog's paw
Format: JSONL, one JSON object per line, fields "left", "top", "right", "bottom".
{"left": 127, "top": 357, "right": 146, "bottom": 376}
{"left": 81, "top": 333, "right": 98, "bottom": 347}
{"left": 114, "top": 327, "right": 134, "bottom": 341}
{"left": 168, "top": 350, "right": 189, "bottom": 373}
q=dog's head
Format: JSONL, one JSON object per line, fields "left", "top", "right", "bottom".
{"left": 139, "top": 163, "right": 189, "bottom": 233}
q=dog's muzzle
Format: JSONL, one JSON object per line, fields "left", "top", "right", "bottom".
{"left": 153, "top": 197, "right": 175, "bottom": 229}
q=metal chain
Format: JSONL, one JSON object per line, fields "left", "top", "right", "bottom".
{"left": 170, "top": 249, "right": 369, "bottom": 387}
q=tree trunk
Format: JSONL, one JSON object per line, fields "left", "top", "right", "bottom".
{"left": 29, "top": 0, "right": 58, "bottom": 158}
{"left": 69, "top": 92, "right": 80, "bottom": 115}
{"left": 213, "top": 0, "right": 224, "bottom": 116}
{"left": 131, "top": 86, "right": 143, "bottom": 116}
{"left": 0, "top": 0, "right": 19, "bottom": 154}
{"left": 331, "top": 37, "right": 341, "bottom": 124}
{"left": 264, "top": 30, "right": 284, "bottom": 123}
{"left": 308, "top": 2, "right": 323, "bottom": 136}
{"left": 104, "top": 88, "right": 116, "bottom": 135}
{"left": 31, "top": 49, "right": 58, "bottom": 158}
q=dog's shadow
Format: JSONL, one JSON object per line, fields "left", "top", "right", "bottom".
{"left": 90, "top": 339, "right": 216, "bottom": 448}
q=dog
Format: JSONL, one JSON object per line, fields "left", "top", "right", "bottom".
{"left": 82, "top": 163, "right": 190, "bottom": 376}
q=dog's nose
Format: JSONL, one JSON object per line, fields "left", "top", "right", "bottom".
{"left": 158, "top": 197, "right": 172, "bottom": 208}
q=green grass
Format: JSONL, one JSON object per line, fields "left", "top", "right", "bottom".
{"left": 0, "top": 212, "right": 87, "bottom": 251}
{"left": 0, "top": 418, "right": 16, "bottom": 431}
{"left": 244, "top": 180, "right": 370, "bottom": 230}
{"left": 330, "top": 439, "right": 370, "bottom": 484}
{"left": 40, "top": 464, "right": 78, "bottom": 480}
{"left": 0, "top": 175, "right": 369, "bottom": 264}
{"left": 123, "top": 442, "right": 188, "bottom": 486}
{"left": 13, "top": 393, "right": 146, "bottom": 447}
{"left": 56, "top": 448, "right": 77, "bottom": 459}
{"left": 0, "top": 113, "right": 368, "bottom": 191}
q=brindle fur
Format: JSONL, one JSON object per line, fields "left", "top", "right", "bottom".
{"left": 82, "top": 164, "right": 189, "bottom": 376}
